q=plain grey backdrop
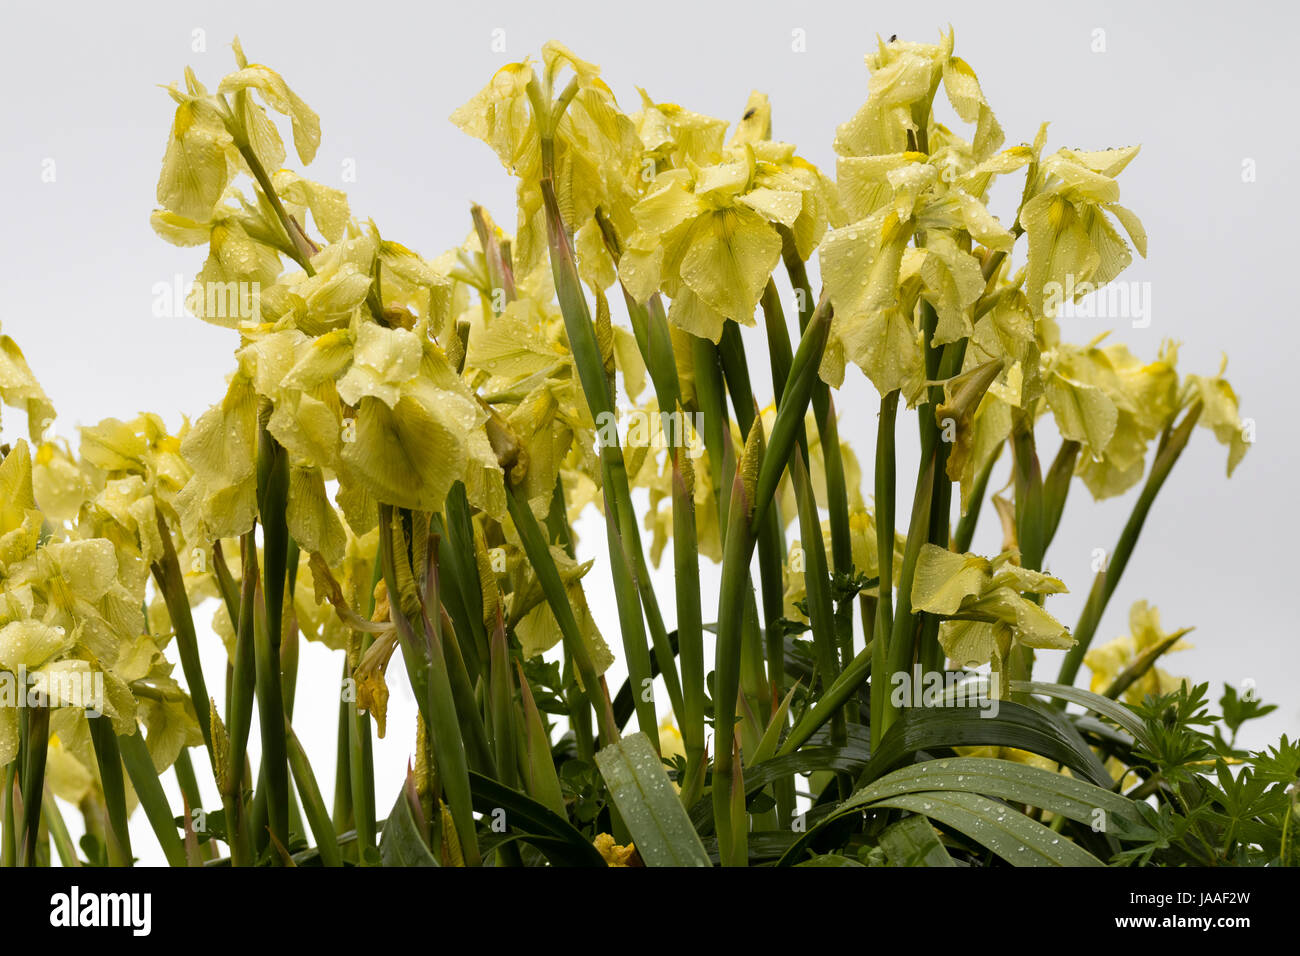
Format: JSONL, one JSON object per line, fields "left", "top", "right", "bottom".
{"left": 2, "top": 0, "right": 1296, "bottom": 860}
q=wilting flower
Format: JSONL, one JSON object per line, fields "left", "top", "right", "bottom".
{"left": 501, "top": 536, "right": 612, "bottom": 672}
{"left": 592, "top": 832, "right": 639, "bottom": 866}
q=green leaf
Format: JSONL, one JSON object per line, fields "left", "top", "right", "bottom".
{"left": 689, "top": 744, "right": 871, "bottom": 834}
{"left": 878, "top": 815, "right": 957, "bottom": 867}
{"left": 748, "top": 680, "right": 800, "bottom": 768}
{"left": 848, "top": 757, "right": 1145, "bottom": 831}
{"left": 468, "top": 771, "right": 607, "bottom": 867}
{"left": 117, "top": 730, "right": 187, "bottom": 867}
{"left": 379, "top": 788, "right": 438, "bottom": 867}
{"left": 288, "top": 726, "right": 343, "bottom": 867}
{"left": 595, "top": 732, "right": 710, "bottom": 867}
{"left": 796, "top": 853, "right": 866, "bottom": 867}
{"left": 1011, "top": 679, "right": 1150, "bottom": 747}
{"left": 859, "top": 701, "right": 1114, "bottom": 788}
{"left": 783, "top": 755, "right": 1151, "bottom": 865}
{"left": 870, "top": 792, "right": 1105, "bottom": 866}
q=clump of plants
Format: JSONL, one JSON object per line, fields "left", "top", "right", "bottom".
{"left": 1, "top": 31, "right": 1294, "bottom": 868}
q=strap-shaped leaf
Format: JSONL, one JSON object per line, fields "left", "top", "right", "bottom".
{"left": 872, "top": 791, "right": 1105, "bottom": 866}
{"left": 781, "top": 756, "right": 1144, "bottom": 864}
{"left": 596, "top": 732, "right": 710, "bottom": 867}
{"left": 688, "top": 745, "right": 870, "bottom": 833}
{"left": 846, "top": 757, "right": 1144, "bottom": 830}
{"left": 1011, "top": 680, "right": 1151, "bottom": 746}
{"left": 796, "top": 854, "right": 866, "bottom": 867}
{"left": 878, "top": 815, "right": 958, "bottom": 867}
{"left": 117, "top": 731, "right": 187, "bottom": 867}
{"left": 468, "top": 771, "right": 606, "bottom": 867}
{"left": 859, "top": 701, "right": 1113, "bottom": 787}
{"left": 379, "top": 788, "right": 438, "bottom": 867}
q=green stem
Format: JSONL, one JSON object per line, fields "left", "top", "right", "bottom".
{"left": 870, "top": 391, "right": 899, "bottom": 749}
{"left": 223, "top": 532, "right": 259, "bottom": 863}
{"left": 332, "top": 660, "right": 354, "bottom": 832}
{"left": 540, "top": 178, "right": 683, "bottom": 729}
{"left": 712, "top": 467, "right": 755, "bottom": 867}
{"left": 783, "top": 247, "right": 854, "bottom": 670}
{"left": 1007, "top": 421, "right": 1045, "bottom": 691}
{"left": 286, "top": 724, "right": 342, "bottom": 867}
{"left": 380, "top": 505, "right": 480, "bottom": 865}
{"left": 151, "top": 510, "right": 213, "bottom": 764}
{"left": 671, "top": 448, "right": 707, "bottom": 810}
{"left": 254, "top": 420, "right": 291, "bottom": 856}
{"left": 42, "top": 785, "right": 79, "bottom": 867}
{"left": 1057, "top": 404, "right": 1203, "bottom": 687}
{"left": 881, "top": 450, "right": 936, "bottom": 737}
{"left": 692, "top": 336, "right": 729, "bottom": 498}
{"left": 118, "top": 730, "right": 187, "bottom": 867}
{"left": 779, "top": 640, "right": 873, "bottom": 757}
{"left": 1042, "top": 439, "right": 1081, "bottom": 552}
{"left": 790, "top": 448, "right": 846, "bottom": 784}
{"left": 228, "top": 123, "right": 317, "bottom": 273}
{"left": 711, "top": 295, "right": 833, "bottom": 865}
{"left": 172, "top": 748, "right": 208, "bottom": 859}
{"left": 953, "top": 444, "right": 1001, "bottom": 553}
{"left": 719, "top": 322, "right": 785, "bottom": 716}
{"left": 488, "top": 611, "right": 519, "bottom": 791}
{"left": 1, "top": 763, "right": 16, "bottom": 867}
{"left": 19, "top": 705, "right": 49, "bottom": 866}
{"left": 506, "top": 486, "right": 618, "bottom": 743}
{"left": 88, "top": 716, "right": 132, "bottom": 866}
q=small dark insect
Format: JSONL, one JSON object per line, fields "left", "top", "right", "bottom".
{"left": 889, "top": 34, "right": 898, "bottom": 42}
{"left": 743, "top": 108, "right": 756, "bottom": 120}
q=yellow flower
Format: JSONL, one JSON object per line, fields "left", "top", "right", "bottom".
{"left": 1185, "top": 357, "right": 1250, "bottom": 477}
{"left": 1021, "top": 141, "right": 1147, "bottom": 322}
{"left": 1084, "top": 601, "right": 1192, "bottom": 705}
{"left": 1040, "top": 337, "right": 1179, "bottom": 499}
{"left": 820, "top": 31, "right": 1020, "bottom": 403}
{"left": 911, "top": 544, "right": 1072, "bottom": 685}
{"left": 0, "top": 323, "right": 56, "bottom": 442}
{"left": 658, "top": 717, "right": 686, "bottom": 761}
{"left": 451, "top": 42, "right": 643, "bottom": 289}
{"left": 619, "top": 96, "right": 834, "bottom": 342}
{"left": 593, "top": 832, "right": 640, "bottom": 867}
